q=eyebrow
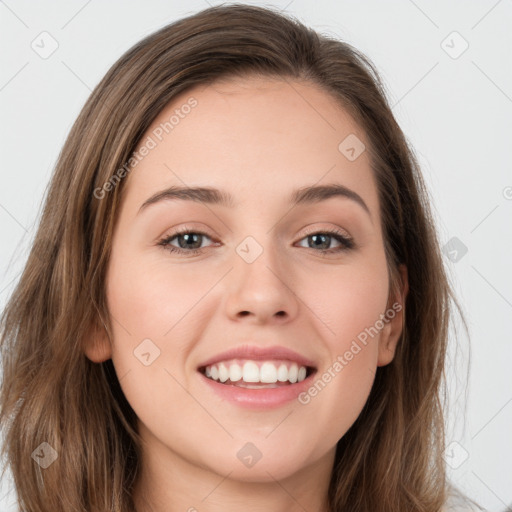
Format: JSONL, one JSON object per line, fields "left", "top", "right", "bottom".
{"left": 138, "top": 183, "right": 371, "bottom": 219}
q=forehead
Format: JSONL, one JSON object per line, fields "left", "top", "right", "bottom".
{"left": 121, "top": 75, "right": 377, "bottom": 215}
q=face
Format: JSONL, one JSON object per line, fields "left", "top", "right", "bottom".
{"left": 86, "top": 76, "right": 407, "bottom": 485}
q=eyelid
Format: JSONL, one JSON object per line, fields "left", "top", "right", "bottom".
{"left": 299, "top": 224, "right": 352, "bottom": 240}
{"left": 158, "top": 223, "right": 216, "bottom": 241}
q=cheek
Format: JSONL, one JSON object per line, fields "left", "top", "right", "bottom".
{"left": 105, "top": 254, "right": 215, "bottom": 349}
{"left": 294, "top": 257, "right": 388, "bottom": 437}
{"left": 104, "top": 257, "right": 212, "bottom": 450}
{"left": 299, "top": 255, "right": 389, "bottom": 352}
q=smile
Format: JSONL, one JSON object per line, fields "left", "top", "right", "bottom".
{"left": 199, "top": 359, "right": 314, "bottom": 387}
{"left": 198, "top": 359, "right": 318, "bottom": 409}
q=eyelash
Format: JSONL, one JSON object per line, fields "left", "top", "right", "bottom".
{"left": 157, "top": 226, "right": 355, "bottom": 257}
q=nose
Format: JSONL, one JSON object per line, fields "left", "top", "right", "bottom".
{"left": 224, "top": 242, "right": 300, "bottom": 325}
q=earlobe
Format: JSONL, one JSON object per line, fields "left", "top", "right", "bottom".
{"left": 83, "top": 320, "right": 112, "bottom": 363}
{"left": 377, "top": 264, "right": 408, "bottom": 367}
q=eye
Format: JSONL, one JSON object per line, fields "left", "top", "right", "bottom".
{"left": 157, "top": 226, "right": 355, "bottom": 257}
{"left": 158, "top": 227, "right": 216, "bottom": 256}
{"left": 296, "top": 228, "right": 354, "bottom": 255}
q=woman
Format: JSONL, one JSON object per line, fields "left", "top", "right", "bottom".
{"left": 0, "top": 4, "right": 484, "bottom": 511}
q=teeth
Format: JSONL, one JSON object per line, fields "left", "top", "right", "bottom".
{"left": 202, "top": 359, "right": 310, "bottom": 385}
{"left": 218, "top": 363, "right": 229, "bottom": 383}
{"left": 229, "top": 363, "right": 242, "bottom": 382}
{"left": 288, "top": 364, "right": 298, "bottom": 383}
{"left": 243, "top": 361, "right": 260, "bottom": 382}
{"left": 260, "top": 362, "right": 277, "bottom": 383}
{"left": 277, "top": 364, "right": 288, "bottom": 382}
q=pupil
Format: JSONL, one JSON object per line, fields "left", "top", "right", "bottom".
{"left": 311, "top": 234, "right": 329, "bottom": 250}
{"left": 179, "top": 233, "right": 201, "bottom": 249}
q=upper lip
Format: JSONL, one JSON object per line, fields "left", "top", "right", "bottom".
{"left": 197, "top": 344, "right": 317, "bottom": 370}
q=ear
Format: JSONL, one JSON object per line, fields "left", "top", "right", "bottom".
{"left": 83, "top": 315, "right": 112, "bottom": 363}
{"left": 377, "top": 264, "right": 409, "bottom": 367}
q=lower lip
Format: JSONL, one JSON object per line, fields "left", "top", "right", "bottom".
{"left": 198, "top": 371, "right": 316, "bottom": 410}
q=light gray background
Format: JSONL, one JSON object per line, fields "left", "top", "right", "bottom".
{"left": 1, "top": 1, "right": 511, "bottom": 510}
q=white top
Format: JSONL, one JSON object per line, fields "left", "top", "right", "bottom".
{"left": 442, "top": 489, "right": 486, "bottom": 511}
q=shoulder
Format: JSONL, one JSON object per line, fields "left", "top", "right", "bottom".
{"left": 442, "top": 488, "right": 486, "bottom": 512}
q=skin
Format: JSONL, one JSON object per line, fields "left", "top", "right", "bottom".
{"left": 85, "top": 76, "right": 408, "bottom": 512}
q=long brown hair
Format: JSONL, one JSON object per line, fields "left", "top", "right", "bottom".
{"left": 0, "top": 4, "right": 480, "bottom": 511}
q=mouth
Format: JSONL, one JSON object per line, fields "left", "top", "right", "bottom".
{"left": 196, "top": 344, "right": 319, "bottom": 408}
{"left": 197, "top": 359, "right": 318, "bottom": 389}
{"left": 197, "top": 358, "right": 318, "bottom": 409}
